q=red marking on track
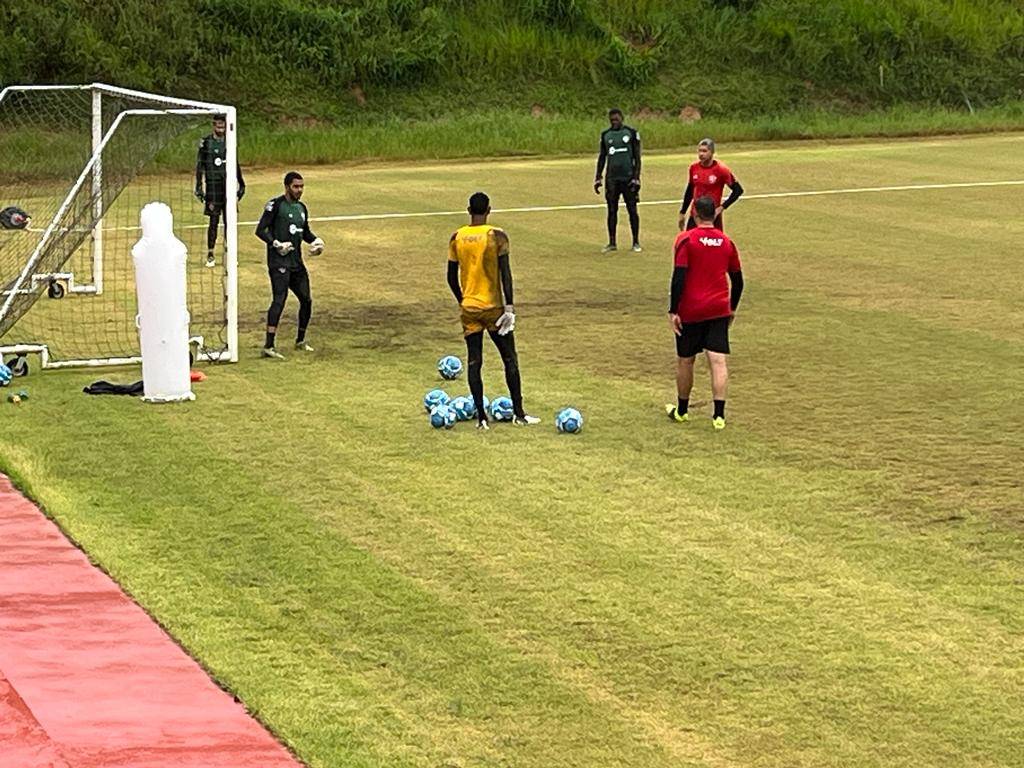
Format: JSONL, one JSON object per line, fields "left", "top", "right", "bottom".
{"left": 0, "top": 476, "right": 303, "bottom": 767}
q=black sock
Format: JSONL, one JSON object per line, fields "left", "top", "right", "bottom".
{"left": 265, "top": 331, "right": 275, "bottom": 349}
{"left": 677, "top": 398, "right": 689, "bottom": 415}
{"left": 713, "top": 399, "right": 726, "bottom": 419}
{"left": 296, "top": 327, "right": 307, "bottom": 343}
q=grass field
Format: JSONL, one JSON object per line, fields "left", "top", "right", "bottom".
{"left": 2, "top": 134, "right": 1023, "bottom": 767}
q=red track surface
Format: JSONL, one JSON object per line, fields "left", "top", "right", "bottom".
{"left": 0, "top": 476, "right": 303, "bottom": 768}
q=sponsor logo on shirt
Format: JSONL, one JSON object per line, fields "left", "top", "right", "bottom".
{"left": 214, "top": 157, "right": 223, "bottom": 167}
{"left": 289, "top": 223, "right": 301, "bottom": 235}
{"left": 699, "top": 236, "right": 724, "bottom": 247}
{"left": 709, "top": 174, "right": 717, "bottom": 184}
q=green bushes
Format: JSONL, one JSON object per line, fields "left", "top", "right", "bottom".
{"left": 2, "top": 0, "right": 1023, "bottom": 120}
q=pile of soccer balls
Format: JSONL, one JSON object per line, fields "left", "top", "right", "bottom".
{"left": 425, "top": 355, "right": 582, "bottom": 433}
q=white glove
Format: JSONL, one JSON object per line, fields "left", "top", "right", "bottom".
{"left": 272, "top": 239, "right": 294, "bottom": 256}
{"left": 496, "top": 306, "right": 516, "bottom": 336}
{"left": 309, "top": 237, "right": 325, "bottom": 256}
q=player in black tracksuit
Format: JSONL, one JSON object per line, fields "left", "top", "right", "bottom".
{"left": 195, "top": 114, "right": 245, "bottom": 268}
{"left": 593, "top": 108, "right": 642, "bottom": 253}
{"left": 254, "top": 171, "right": 324, "bottom": 359}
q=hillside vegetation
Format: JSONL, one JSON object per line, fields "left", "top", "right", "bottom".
{"left": 4, "top": 0, "right": 1024, "bottom": 125}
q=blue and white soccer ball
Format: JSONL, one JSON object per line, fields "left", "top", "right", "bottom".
{"left": 556, "top": 407, "right": 584, "bottom": 434}
{"left": 450, "top": 396, "right": 476, "bottom": 421}
{"left": 0, "top": 362, "right": 11, "bottom": 386}
{"left": 423, "top": 388, "right": 451, "bottom": 412}
{"left": 429, "top": 403, "right": 457, "bottom": 429}
{"left": 437, "top": 355, "right": 463, "bottom": 380}
{"left": 489, "top": 395, "right": 514, "bottom": 422}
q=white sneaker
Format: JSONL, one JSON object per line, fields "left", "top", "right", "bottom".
{"left": 631, "top": 243, "right": 643, "bottom": 253}
{"left": 476, "top": 420, "right": 490, "bottom": 431}
{"left": 294, "top": 341, "right": 314, "bottom": 352}
{"left": 205, "top": 253, "right": 216, "bottom": 268}
{"left": 512, "top": 414, "right": 541, "bottom": 426}
{"left": 261, "top": 347, "right": 286, "bottom": 360}
{"left": 601, "top": 243, "right": 618, "bottom": 253}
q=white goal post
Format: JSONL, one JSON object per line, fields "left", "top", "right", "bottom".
{"left": 0, "top": 83, "right": 238, "bottom": 369}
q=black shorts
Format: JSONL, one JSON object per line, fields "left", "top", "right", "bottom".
{"left": 675, "top": 316, "right": 731, "bottom": 357}
{"left": 685, "top": 214, "right": 723, "bottom": 230}
{"left": 204, "top": 199, "right": 226, "bottom": 217}
{"left": 606, "top": 178, "right": 639, "bottom": 205}
{"left": 269, "top": 264, "right": 311, "bottom": 301}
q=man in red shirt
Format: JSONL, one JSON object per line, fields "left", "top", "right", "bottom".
{"left": 678, "top": 138, "right": 744, "bottom": 231}
{"left": 666, "top": 196, "right": 744, "bottom": 430}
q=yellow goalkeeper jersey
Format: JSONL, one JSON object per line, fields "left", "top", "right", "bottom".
{"left": 448, "top": 225, "right": 506, "bottom": 310}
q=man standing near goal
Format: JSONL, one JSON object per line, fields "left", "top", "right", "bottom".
{"left": 447, "top": 192, "right": 540, "bottom": 429}
{"left": 666, "top": 196, "right": 744, "bottom": 430}
{"left": 255, "top": 171, "right": 324, "bottom": 360}
{"left": 678, "top": 138, "right": 744, "bottom": 231}
{"left": 195, "top": 114, "right": 245, "bottom": 268}
{"left": 594, "top": 108, "right": 642, "bottom": 253}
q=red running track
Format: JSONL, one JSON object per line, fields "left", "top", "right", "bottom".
{"left": 0, "top": 475, "right": 303, "bottom": 768}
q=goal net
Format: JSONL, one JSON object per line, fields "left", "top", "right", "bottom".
{"left": 0, "top": 83, "right": 238, "bottom": 369}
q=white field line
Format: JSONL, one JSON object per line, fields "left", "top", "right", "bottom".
{"left": 220, "top": 178, "right": 1024, "bottom": 228}
{"left": 17, "top": 179, "right": 1023, "bottom": 234}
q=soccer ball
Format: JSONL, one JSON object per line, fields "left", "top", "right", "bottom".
{"left": 450, "top": 396, "right": 476, "bottom": 421}
{"left": 429, "top": 403, "right": 457, "bottom": 429}
{"left": 556, "top": 407, "right": 584, "bottom": 434}
{"left": 437, "top": 355, "right": 463, "bottom": 380}
{"left": 489, "top": 396, "right": 514, "bottom": 422}
{"left": 423, "top": 388, "right": 450, "bottom": 412}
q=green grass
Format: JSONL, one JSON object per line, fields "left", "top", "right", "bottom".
{"left": 2, "top": 133, "right": 1024, "bottom": 767}
{"left": 6, "top": 0, "right": 1024, "bottom": 118}
{"left": 231, "top": 103, "right": 1024, "bottom": 165}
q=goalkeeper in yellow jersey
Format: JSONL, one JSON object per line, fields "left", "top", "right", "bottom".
{"left": 447, "top": 192, "right": 540, "bottom": 430}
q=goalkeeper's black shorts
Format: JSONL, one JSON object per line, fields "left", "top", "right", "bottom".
{"left": 204, "top": 199, "right": 226, "bottom": 217}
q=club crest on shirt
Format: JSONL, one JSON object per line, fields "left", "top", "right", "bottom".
{"left": 623, "top": 134, "right": 630, "bottom": 142}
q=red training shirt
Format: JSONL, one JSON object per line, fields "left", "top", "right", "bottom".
{"left": 686, "top": 160, "right": 735, "bottom": 214}
{"left": 672, "top": 226, "right": 742, "bottom": 323}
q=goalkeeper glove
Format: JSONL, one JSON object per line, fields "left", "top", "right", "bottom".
{"left": 272, "top": 240, "right": 294, "bottom": 256}
{"left": 496, "top": 305, "right": 516, "bottom": 336}
{"left": 194, "top": 187, "right": 205, "bottom": 203}
{"left": 309, "top": 237, "right": 325, "bottom": 256}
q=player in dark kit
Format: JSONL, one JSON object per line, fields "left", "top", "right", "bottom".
{"left": 255, "top": 171, "right": 324, "bottom": 360}
{"left": 678, "top": 138, "right": 743, "bottom": 231}
{"left": 195, "top": 114, "right": 245, "bottom": 268}
{"left": 594, "top": 108, "right": 642, "bottom": 253}
{"left": 666, "top": 196, "right": 744, "bottom": 430}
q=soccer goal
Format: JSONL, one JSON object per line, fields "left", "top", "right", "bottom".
{"left": 0, "top": 83, "right": 238, "bottom": 371}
